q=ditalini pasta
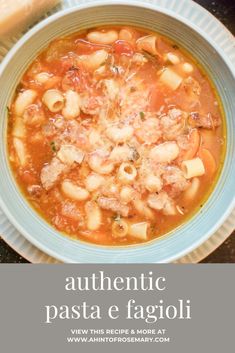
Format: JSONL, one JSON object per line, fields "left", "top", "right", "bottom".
{"left": 8, "top": 25, "right": 225, "bottom": 245}
{"left": 181, "top": 157, "right": 205, "bottom": 179}
{"left": 42, "top": 89, "right": 64, "bottom": 112}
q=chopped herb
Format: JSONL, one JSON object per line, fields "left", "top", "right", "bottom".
{"left": 50, "top": 141, "right": 57, "bottom": 153}
{"left": 200, "top": 204, "right": 203, "bottom": 208}
{"left": 172, "top": 44, "right": 179, "bottom": 50}
{"left": 6, "top": 106, "right": 10, "bottom": 115}
{"left": 139, "top": 111, "right": 145, "bottom": 120}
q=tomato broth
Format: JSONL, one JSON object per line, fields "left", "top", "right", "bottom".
{"left": 8, "top": 26, "right": 225, "bottom": 245}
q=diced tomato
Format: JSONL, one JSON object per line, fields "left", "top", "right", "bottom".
{"left": 48, "top": 55, "right": 78, "bottom": 76}
{"left": 149, "top": 85, "right": 166, "bottom": 111}
{"left": 113, "top": 40, "right": 134, "bottom": 57}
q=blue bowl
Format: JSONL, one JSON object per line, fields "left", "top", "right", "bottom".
{"left": 0, "top": 1, "right": 235, "bottom": 262}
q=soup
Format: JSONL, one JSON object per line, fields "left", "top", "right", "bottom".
{"left": 8, "top": 26, "right": 225, "bottom": 245}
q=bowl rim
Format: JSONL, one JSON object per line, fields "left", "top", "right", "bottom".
{"left": 0, "top": 0, "right": 235, "bottom": 263}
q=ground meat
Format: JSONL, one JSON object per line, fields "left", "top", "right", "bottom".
{"left": 160, "top": 108, "right": 186, "bottom": 140}
{"left": 40, "top": 157, "right": 68, "bottom": 190}
{"left": 176, "top": 134, "right": 191, "bottom": 150}
{"left": 188, "top": 112, "right": 221, "bottom": 129}
{"left": 27, "top": 185, "right": 42, "bottom": 198}
{"left": 60, "top": 201, "right": 83, "bottom": 222}
{"left": 162, "top": 166, "right": 189, "bottom": 197}
{"left": 97, "top": 196, "right": 129, "bottom": 217}
{"left": 147, "top": 191, "right": 176, "bottom": 216}
{"left": 147, "top": 191, "right": 170, "bottom": 210}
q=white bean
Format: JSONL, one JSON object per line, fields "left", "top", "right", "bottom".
{"left": 87, "top": 30, "right": 118, "bottom": 44}
{"left": 109, "top": 145, "right": 132, "bottom": 163}
{"left": 14, "top": 89, "right": 37, "bottom": 116}
{"left": 12, "top": 117, "right": 26, "bottom": 138}
{"left": 144, "top": 175, "right": 162, "bottom": 193}
{"left": 182, "top": 62, "right": 194, "bottom": 74}
{"left": 13, "top": 137, "right": 27, "bottom": 166}
{"left": 164, "top": 52, "right": 180, "bottom": 65}
{"left": 85, "top": 200, "right": 102, "bottom": 231}
{"left": 35, "top": 72, "right": 51, "bottom": 84}
{"left": 62, "top": 90, "right": 81, "bottom": 119}
{"left": 61, "top": 180, "right": 90, "bottom": 201}
{"left": 119, "top": 28, "right": 136, "bottom": 43}
{"left": 149, "top": 142, "right": 180, "bottom": 163}
{"left": 132, "top": 199, "right": 155, "bottom": 220}
{"left": 120, "top": 186, "right": 135, "bottom": 204}
{"left": 88, "top": 150, "right": 114, "bottom": 174}
{"left": 57, "top": 145, "right": 84, "bottom": 166}
{"left": 106, "top": 125, "right": 133, "bottom": 143}
{"left": 79, "top": 50, "right": 109, "bottom": 70}
{"left": 147, "top": 192, "right": 176, "bottom": 216}
{"left": 85, "top": 173, "right": 105, "bottom": 192}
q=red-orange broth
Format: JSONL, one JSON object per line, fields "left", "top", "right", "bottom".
{"left": 8, "top": 26, "right": 225, "bottom": 245}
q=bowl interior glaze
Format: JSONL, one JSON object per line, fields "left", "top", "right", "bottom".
{"left": 0, "top": 2, "right": 235, "bottom": 263}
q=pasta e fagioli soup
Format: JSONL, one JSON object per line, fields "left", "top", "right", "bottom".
{"left": 7, "top": 26, "right": 225, "bottom": 245}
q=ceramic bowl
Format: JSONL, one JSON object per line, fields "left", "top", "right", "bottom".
{"left": 0, "top": 1, "right": 235, "bottom": 263}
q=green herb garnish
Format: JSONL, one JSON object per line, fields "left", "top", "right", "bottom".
{"left": 139, "top": 111, "right": 145, "bottom": 120}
